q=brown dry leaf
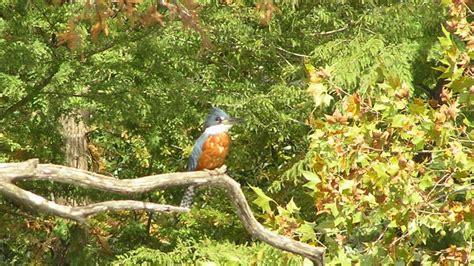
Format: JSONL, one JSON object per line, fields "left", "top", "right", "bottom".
{"left": 395, "top": 82, "right": 410, "bottom": 99}
{"left": 335, "top": 233, "right": 347, "bottom": 245}
{"left": 458, "top": 53, "right": 470, "bottom": 67}
{"left": 304, "top": 65, "right": 319, "bottom": 83}
{"left": 440, "top": 103, "right": 458, "bottom": 121}
{"left": 181, "top": 0, "right": 200, "bottom": 10}
{"left": 375, "top": 194, "right": 386, "bottom": 204}
{"left": 315, "top": 202, "right": 330, "bottom": 215}
{"left": 57, "top": 19, "right": 81, "bottom": 49}
{"left": 91, "top": 22, "right": 102, "bottom": 42}
{"left": 372, "top": 129, "right": 383, "bottom": 139}
{"left": 335, "top": 143, "right": 344, "bottom": 156}
{"left": 142, "top": 6, "right": 165, "bottom": 28}
{"left": 446, "top": 102, "right": 459, "bottom": 119}
{"left": 383, "top": 128, "right": 392, "bottom": 140}
{"left": 440, "top": 87, "right": 451, "bottom": 103}
{"left": 467, "top": 37, "right": 474, "bottom": 52}
{"left": 447, "top": 19, "right": 458, "bottom": 32}
{"left": 429, "top": 99, "right": 440, "bottom": 109}
{"left": 96, "top": 234, "right": 113, "bottom": 255}
{"left": 125, "top": 1, "right": 137, "bottom": 23}
{"left": 90, "top": 227, "right": 113, "bottom": 255}
{"left": 256, "top": 0, "right": 276, "bottom": 26}
{"left": 435, "top": 109, "right": 447, "bottom": 124}
{"left": 103, "top": 23, "right": 109, "bottom": 36}
{"left": 307, "top": 67, "right": 330, "bottom": 83}
{"left": 325, "top": 114, "right": 336, "bottom": 124}
{"left": 398, "top": 156, "right": 408, "bottom": 169}
{"left": 325, "top": 109, "right": 348, "bottom": 125}
{"left": 345, "top": 93, "right": 361, "bottom": 118}
{"left": 316, "top": 67, "right": 331, "bottom": 79}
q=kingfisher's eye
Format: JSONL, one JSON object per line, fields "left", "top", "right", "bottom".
{"left": 215, "top": 116, "right": 222, "bottom": 122}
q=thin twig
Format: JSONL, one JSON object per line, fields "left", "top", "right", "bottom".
{"left": 426, "top": 172, "right": 453, "bottom": 200}
{"left": 314, "top": 23, "right": 350, "bottom": 36}
{"left": 431, "top": 185, "right": 474, "bottom": 204}
{"left": 274, "top": 46, "right": 308, "bottom": 58}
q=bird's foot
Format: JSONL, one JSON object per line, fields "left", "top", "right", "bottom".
{"left": 217, "top": 165, "right": 227, "bottom": 174}
{"left": 204, "top": 165, "right": 227, "bottom": 176}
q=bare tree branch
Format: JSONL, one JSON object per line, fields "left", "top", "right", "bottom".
{"left": 315, "top": 25, "right": 349, "bottom": 36}
{"left": 0, "top": 182, "right": 186, "bottom": 223}
{"left": 0, "top": 159, "right": 325, "bottom": 265}
{"left": 275, "top": 45, "right": 309, "bottom": 58}
{"left": 314, "top": 21, "right": 352, "bottom": 36}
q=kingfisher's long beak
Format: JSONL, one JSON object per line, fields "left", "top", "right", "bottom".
{"left": 223, "top": 117, "right": 244, "bottom": 125}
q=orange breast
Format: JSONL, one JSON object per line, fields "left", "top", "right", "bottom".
{"left": 196, "top": 133, "right": 231, "bottom": 170}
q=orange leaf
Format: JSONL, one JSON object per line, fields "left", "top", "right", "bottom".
{"left": 91, "top": 22, "right": 102, "bottom": 42}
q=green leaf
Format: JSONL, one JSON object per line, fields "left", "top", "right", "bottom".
{"left": 373, "top": 163, "right": 389, "bottom": 179}
{"left": 302, "top": 171, "right": 321, "bottom": 190}
{"left": 387, "top": 157, "right": 400, "bottom": 176}
{"left": 339, "top": 179, "right": 354, "bottom": 192}
{"left": 441, "top": 25, "right": 451, "bottom": 39}
{"left": 250, "top": 185, "right": 275, "bottom": 214}
{"left": 285, "top": 198, "right": 300, "bottom": 214}
{"left": 388, "top": 220, "right": 397, "bottom": 228}
{"left": 373, "top": 103, "right": 387, "bottom": 111}
{"left": 419, "top": 175, "right": 434, "bottom": 191}
{"left": 352, "top": 212, "right": 363, "bottom": 224}
{"left": 463, "top": 117, "right": 473, "bottom": 127}
{"left": 308, "top": 83, "right": 327, "bottom": 108}
{"left": 413, "top": 136, "right": 426, "bottom": 150}
{"left": 440, "top": 0, "right": 451, "bottom": 6}
{"left": 296, "top": 223, "right": 316, "bottom": 242}
{"left": 408, "top": 220, "right": 418, "bottom": 235}
{"left": 364, "top": 193, "right": 377, "bottom": 205}
{"left": 325, "top": 203, "right": 339, "bottom": 217}
{"left": 391, "top": 115, "right": 406, "bottom": 128}
{"left": 323, "top": 94, "right": 333, "bottom": 107}
{"left": 410, "top": 192, "right": 423, "bottom": 204}
{"left": 334, "top": 216, "right": 345, "bottom": 226}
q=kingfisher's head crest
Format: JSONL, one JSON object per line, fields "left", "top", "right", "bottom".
{"left": 203, "top": 107, "right": 243, "bottom": 134}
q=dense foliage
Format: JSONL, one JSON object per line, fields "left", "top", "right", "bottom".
{"left": 1, "top": 0, "right": 473, "bottom": 264}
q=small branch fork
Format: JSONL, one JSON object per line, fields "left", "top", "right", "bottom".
{"left": 0, "top": 159, "right": 325, "bottom": 265}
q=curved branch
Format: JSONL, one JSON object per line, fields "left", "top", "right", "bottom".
{"left": 0, "top": 159, "right": 325, "bottom": 265}
{"left": 0, "top": 181, "right": 187, "bottom": 223}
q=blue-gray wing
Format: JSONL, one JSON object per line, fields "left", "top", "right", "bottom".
{"left": 187, "top": 133, "right": 209, "bottom": 171}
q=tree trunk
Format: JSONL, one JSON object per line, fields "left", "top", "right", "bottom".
{"left": 60, "top": 110, "right": 90, "bottom": 171}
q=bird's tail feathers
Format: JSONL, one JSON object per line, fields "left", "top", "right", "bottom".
{"left": 180, "top": 185, "right": 196, "bottom": 208}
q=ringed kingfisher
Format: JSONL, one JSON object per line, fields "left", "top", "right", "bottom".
{"left": 180, "top": 107, "right": 242, "bottom": 208}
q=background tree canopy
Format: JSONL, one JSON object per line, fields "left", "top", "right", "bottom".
{"left": 1, "top": 0, "right": 473, "bottom": 264}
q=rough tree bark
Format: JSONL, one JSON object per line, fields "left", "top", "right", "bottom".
{"left": 60, "top": 110, "right": 90, "bottom": 171}
{"left": 0, "top": 159, "right": 325, "bottom": 265}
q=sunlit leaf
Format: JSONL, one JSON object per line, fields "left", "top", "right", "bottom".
{"left": 250, "top": 185, "right": 275, "bottom": 214}
{"left": 296, "top": 223, "right": 316, "bottom": 242}
{"left": 419, "top": 175, "right": 434, "bottom": 191}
